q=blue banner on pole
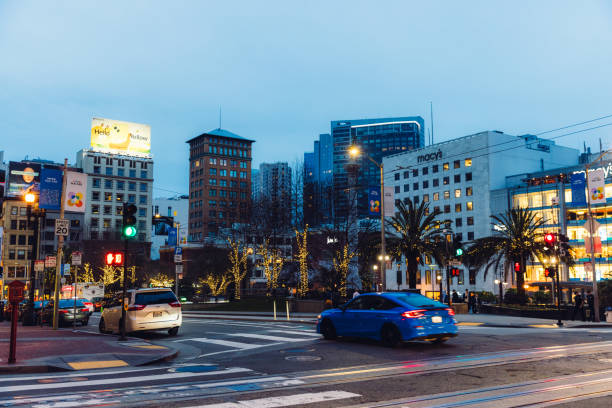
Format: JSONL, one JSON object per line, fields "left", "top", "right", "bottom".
{"left": 570, "top": 172, "right": 587, "bottom": 206}
{"left": 368, "top": 187, "right": 381, "bottom": 216}
{"left": 39, "top": 168, "right": 63, "bottom": 210}
{"left": 168, "top": 227, "right": 177, "bottom": 247}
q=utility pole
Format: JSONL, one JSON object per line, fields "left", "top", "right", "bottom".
{"left": 379, "top": 164, "right": 386, "bottom": 291}
{"left": 52, "top": 159, "right": 68, "bottom": 330}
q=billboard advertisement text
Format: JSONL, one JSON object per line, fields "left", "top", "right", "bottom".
{"left": 91, "top": 118, "right": 151, "bottom": 156}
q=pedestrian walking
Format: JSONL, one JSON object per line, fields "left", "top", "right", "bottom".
{"left": 586, "top": 290, "right": 595, "bottom": 322}
{"left": 572, "top": 291, "right": 584, "bottom": 321}
{"left": 464, "top": 289, "right": 469, "bottom": 303}
{"left": 452, "top": 290, "right": 459, "bottom": 304}
{"left": 473, "top": 294, "right": 480, "bottom": 313}
{"left": 468, "top": 292, "right": 475, "bottom": 313}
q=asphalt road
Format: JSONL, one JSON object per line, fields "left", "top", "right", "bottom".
{"left": 3, "top": 314, "right": 612, "bottom": 407}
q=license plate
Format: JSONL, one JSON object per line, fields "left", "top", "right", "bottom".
{"left": 431, "top": 316, "right": 443, "bottom": 323}
{"left": 153, "top": 311, "right": 162, "bottom": 318}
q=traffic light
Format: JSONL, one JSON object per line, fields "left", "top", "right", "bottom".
{"left": 544, "top": 233, "right": 556, "bottom": 248}
{"left": 122, "top": 203, "right": 138, "bottom": 238}
{"left": 105, "top": 252, "right": 124, "bottom": 266}
{"left": 451, "top": 268, "right": 460, "bottom": 277}
{"left": 514, "top": 262, "right": 521, "bottom": 273}
{"left": 455, "top": 248, "right": 463, "bottom": 256}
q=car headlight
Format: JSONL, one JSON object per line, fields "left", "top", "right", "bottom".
{"left": 317, "top": 314, "right": 322, "bottom": 319}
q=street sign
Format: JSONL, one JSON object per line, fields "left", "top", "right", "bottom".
{"left": 60, "top": 277, "right": 66, "bottom": 285}
{"left": 583, "top": 217, "right": 601, "bottom": 234}
{"left": 450, "top": 260, "right": 462, "bottom": 266}
{"left": 8, "top": 280, "right": 25, "bottom": 303}
{"left": 62, "top": 264, "right": 71, "bottom": 276}
{"left": 45, "top": 256, "right": 56, "bottom": 268}
{"left": 34, "top": 260, "right": 44, "bottom": 272}
{"left": 72, "top": 251, "right": 82, "bottom": 266}
{"left": 175, "top": 264, "right": 183, "bottom": 275}
{"left": 174, "top": 247, "right": 182, "bottom": 255}
{"left": 174, "top": 255, "right": 182, "bottom": 263}
{"left": 55, "top": 219, "right": 70, "bottom": 237}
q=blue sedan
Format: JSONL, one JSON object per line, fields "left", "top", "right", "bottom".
{"left": 317, "top": 292, "right": 458, "bottom": 347}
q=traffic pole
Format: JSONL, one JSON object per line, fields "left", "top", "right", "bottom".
{"left": 120, "top": 204, "right": 129, "bottom": 341}
{"left": 53, "top": 159, "right": 68, "bottom": 330}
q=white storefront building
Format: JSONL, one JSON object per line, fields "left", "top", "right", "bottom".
{"left": 382, "top": 130, "right": 579, "bottom": 297}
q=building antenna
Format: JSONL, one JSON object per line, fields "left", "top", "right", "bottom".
{"left": 219, "top": 105, "right": 222, "bottom": 129}
{"left": 429, "top": 101, "right": 435, "bottom": 145}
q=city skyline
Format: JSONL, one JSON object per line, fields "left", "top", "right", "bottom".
{"left": 2, "top": 1, "right": 612, "bottom": 195}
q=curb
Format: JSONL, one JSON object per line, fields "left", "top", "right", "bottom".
{"left": 182, "top": 314, "right": 318, "bottom": 325}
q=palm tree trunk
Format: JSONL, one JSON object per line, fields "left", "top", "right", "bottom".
{"left": 516, "top": 257, "right": 526, "bottom": 303}
{"left": 406, "top": 257, "right": 418, "bottom": 289}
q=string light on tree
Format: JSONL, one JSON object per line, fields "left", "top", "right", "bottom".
{"left": 295, "top": 225, "right": 309, "bottom": 297}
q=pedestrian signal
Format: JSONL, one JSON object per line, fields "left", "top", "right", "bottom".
{"left": 105, "top": 252, "right": 124, "bottom": 266}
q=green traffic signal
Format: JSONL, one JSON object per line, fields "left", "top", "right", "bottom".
{"left": 455, "top": 248, "right": 463, "bottom": 256}
{"left": 123, "top": 225, "right": 137, "bottom": 237}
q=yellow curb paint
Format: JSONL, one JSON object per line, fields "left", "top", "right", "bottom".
{"left": 68, "top": 360, "right": 129, "bottom": 370}
{"left": 130, "top": 345, "right": 168, "bottom": 350}
{"left": 457, "top": 322, "right": 484, "bottom": 326}
{"left": 529, "top": 324, "right": 558, "bottom": 328}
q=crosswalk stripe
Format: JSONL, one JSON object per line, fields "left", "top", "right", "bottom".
{"left": 180, "top": 337, "right": 270, "bottom": 350}
{"left": 228, "top": 333, "right": 313, "bottom": 342}
{"left": 268, "top": 329, "right": 321, "bottom": 337}
{"left": 0, "top": 367, "right": 252, "bottom": 394}
{"left": 187, "top": 390, "right": 361, "bottom": 407}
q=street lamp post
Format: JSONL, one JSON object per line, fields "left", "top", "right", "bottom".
{"left": 23, "top": 192, "right": 41, "bottom": 326}
{"left": 349, "top": 146, "right": 386, "bottom": 291}
{"left": 436, "top": 273, "right": 442, "bottom": 302}
{"left": 584, "top": 150, "right": 609, "bottom": 322}
{"left": 442, "top": 229, "right": 453, "bottom": 306}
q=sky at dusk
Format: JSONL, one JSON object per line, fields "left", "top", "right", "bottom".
{"left": 1, "top": 1, "right": 612, "bottom": 196}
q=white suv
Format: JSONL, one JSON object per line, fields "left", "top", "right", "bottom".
{"left": 99, "top": 288, "right": 182, "bottom": 336}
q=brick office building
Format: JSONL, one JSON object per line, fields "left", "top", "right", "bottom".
{"left": 186, "top": 128, "right": 255, "bottom": 242}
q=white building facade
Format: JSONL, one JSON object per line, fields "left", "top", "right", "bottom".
{"left": 382, "top": 131, "right": 579, "bottom": 296}
{"left": 76, "top": 149, "right": 154, "bottom": 243}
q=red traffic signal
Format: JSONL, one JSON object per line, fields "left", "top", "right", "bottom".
{"left": 544, "top": 268, "right": 551, "bottom": 278}
{"left": 514, "top": 262, "right": 521, "bottom": 272}
{"left": 544, "top": 233, "right": 556, "bottom": 246}
{"left": 451, "top": 268, "right": 461, "bottom": 277}
{"left": 105, "top": 252, "right": 124, "bottom": 266}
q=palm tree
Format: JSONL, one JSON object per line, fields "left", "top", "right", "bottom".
{"left": 388, "top": 199, "right": 443, "bottom": 289}
{"left": 431, "top": 233, "right": 464, "bottom": 301}
{"left": 464, "top": 208, "right": 546, "bottom": 303}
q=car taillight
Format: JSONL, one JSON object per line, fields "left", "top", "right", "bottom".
{"left": 169, "top": 301, "right": 181, "bottom": 308}
{"left": 446, "top": 308, "right": 455, "bottom": 316}
{"left": 401, "top": 310, "right": 425, "bottom": 319}
{"left": 81, "top": 308, "right": 89, "bottom": 312}
{"left": 128, "top": 304, "right": 146, "bottom": 311}
{"left": 59, "top": 310, "right": 68, "bottom": 314}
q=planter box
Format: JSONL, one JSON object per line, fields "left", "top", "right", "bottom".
{"left": 293, "top": 299, "right": 326, "bottom": 313}
{"left": 451, "top": 303, "right": 468, "bottom": 314}
{"left": 480, "top": 304, "right": 572, "bottom": 320}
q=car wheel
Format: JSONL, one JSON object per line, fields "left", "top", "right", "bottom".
{"left": 381, "top": 324, "right": 401, "bottom": 348}
{"left": 320, "top": 319, "right": 337, "bottom": 340}
{"left": 432, "top": 337, "right": 448, "bottom": 344}
{"left": 168, "top": 327, "right": 179, "bottom": 336}
{"left": 99, "top": 317, "right": 110, "bottom": 334}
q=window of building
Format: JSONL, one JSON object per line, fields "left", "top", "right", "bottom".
{"left": 139, "top": 195, "right": 147, "bottom": 204}
{"left": 118, "top": 168, "right": 125, "bottom": 177}
{"left": 91, "top": 204, "right": 100, "bottom": 215}
{"left": 432, "top": 165, "right": 439, "bottom": 173}
{"left": 395, "top": 186, "right": 400, "bottom": 194}
{"left": 91, "top": 191, "right": 100, "bottom": 201}
{"left": 403, "top": 171, "right": 409, "bottom": 179}
{"left": 443, "top": 176, "right": 449, "bottom": 185}
{"left": 465, "top": 158, "right": 472, "bottom": 167}
{"left": 116, "top": 206, "right": 123, "bottom": 215}
{"left": 210, "top": 189, "right": 217, "bottom": 197}
{"left": 444, "top": 190, "right": 450, "bottom": 199}
{"left": 219, "top": 169, "right": 227, "bottom": 177}
{"left": 140, "top": 183, "right": 147, "bottom": 192}
{"left": 104, "top": 179, "right": 113, "bottom": 189}
{"left": 219, "top": 180, "right": 227, "bottom": 187}
{"left": 128, "top": 194, "right": 136, "bottom": 203}
{"left": 414, "top": 196, "right": 419, "bottom": 204}
{"left": 17, "top": 235, "right": 26, "bottom": 245}
{"left": 17, "top": 249, "right": 26, "bottom": 260}
{"left": 466, "top": 201, "right": 473, "bottom": 211}
{"left": 219, "top": 190, "right": 227, "bottom": 197}
{"left": 444, "top": 205, "right": 450, "bottom": 213}
{"left": 394, "top": 173, "right": 400, "bottom": 181}
{"left": 423, "top": 194, "right": 429, "bottom": 202}
{"left": 467, "top": 231, "right": 474, "bottom": 240}
{"left": 8, "top": 249, "right": 15, "bottom": 259}
{"left": 454, "top": 160, "right": 460, "bottom": 169}
{"left": 91, "top": 218, "right": 99, "bottom": 227}
{"left": 20, "top": 207, "right": 27, "bottom": 216}
{"left": 104, "top": 192, "right": 112, "bottom": 201}
{"left": 129, "top": 169, "right": 136, "bottom": 178}
{"left": 433, "top": 206, "right": 440, "bottom": 213}
{"left": 455, "top": 189, "right": 461, "bottom": 198}
{"left": 138, "top": 207, "right": 146, "bottom": 217}
{"left": 426, "top": 270, "right": 431, "bottom": 285}
{"left": 209, "top": 210, "right": 217, "bottom": 217}
{"left": 230, "top": 170, "right": 237, "bottom": 178}
{"left": 141, "top": 171, "right": 148, "bottom": 179}
{"left": 456, "top": 217, "right": 462, "bottom": 227}
{"left": 413, "top": 182, "right": 419, "bottom": 191}
{"left": 93, "top": 166, "right": 101, "bottom": 174}
{"left": 240, "top": 171, "right": 247, "bottom": 179}
{"left": 10, "top": 220, "right": 17, "bottom": 230}
{"left": 443, "top": 162, "right": 449, "bottom": 171}
{"left": 422, "top": 167, "right": 428, "bottom": 175}
{"left": 433, "top": 192, "right": 439, "bottom": 201}
{"left": 454, "top": 174, "right": 461, "bottom": 183}
{"left": 403, "top": 184, "right": 409, "bottom": 192}
{"left": 104, "top": 205, "right": 113, "bottom": 215}
{"left": 103, "top": 219, "right": 111, "bottom": 229}
{"left": 105, "top": 167, "right": 113, "bottom": 176}
{"left": 466, "top": 172, "right": 472, "bottom": 181}
{"left": 422, "top": 180, "right": 429, "bottom": 189}
{"left": 412, "top": 169, "right": 418, "bottom": 177}
{"left": 455, "top": 203, "right": 462, "bottom": 212}
{"left": 93, "top": 178, "right": 101, "bottom": 188}
{"left": 116, "top": 181, "right": 124, "bottom": 190}
{"left": 116, "top": 193, "right": 124, "bottom": 202}
{"left": 128, "top": 182, "right": 136, "bottom": 191}
{"left": 9, "top": 234, "right": 16, "bottom": 245}
{"left": 209, "top": 178, "right": 217, "bottom": 185}
{"left": 466, "top": 187, "right": 473, "bottom": 196}
{"left": 209, "top": 158, "right": 217, "bottom": 165}
{"left": 467, "top": 216, "right": 474, "bottom": 225}
{"left": 433, "top": 178, "right": 439, "bottom": 187}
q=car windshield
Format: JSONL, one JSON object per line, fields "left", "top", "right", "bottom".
{"left": 59, "top": 300, "right": 85, "bottom": 308}
{"left": 385, "top": 293, "right": 445, "bottom": 309}
{"left": 135, "top": 291, "right": 177, "bottom": 306}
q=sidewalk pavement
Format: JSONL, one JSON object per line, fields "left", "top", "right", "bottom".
{"left": 182, "top": 310, "right": 612, "bottom": 329}
{"left": 0, "top": 322, "right": 178, "bottom": 374}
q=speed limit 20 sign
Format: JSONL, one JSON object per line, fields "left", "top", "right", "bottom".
{"left": 55, "top": 218, "right": 70, "bottom": 236}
